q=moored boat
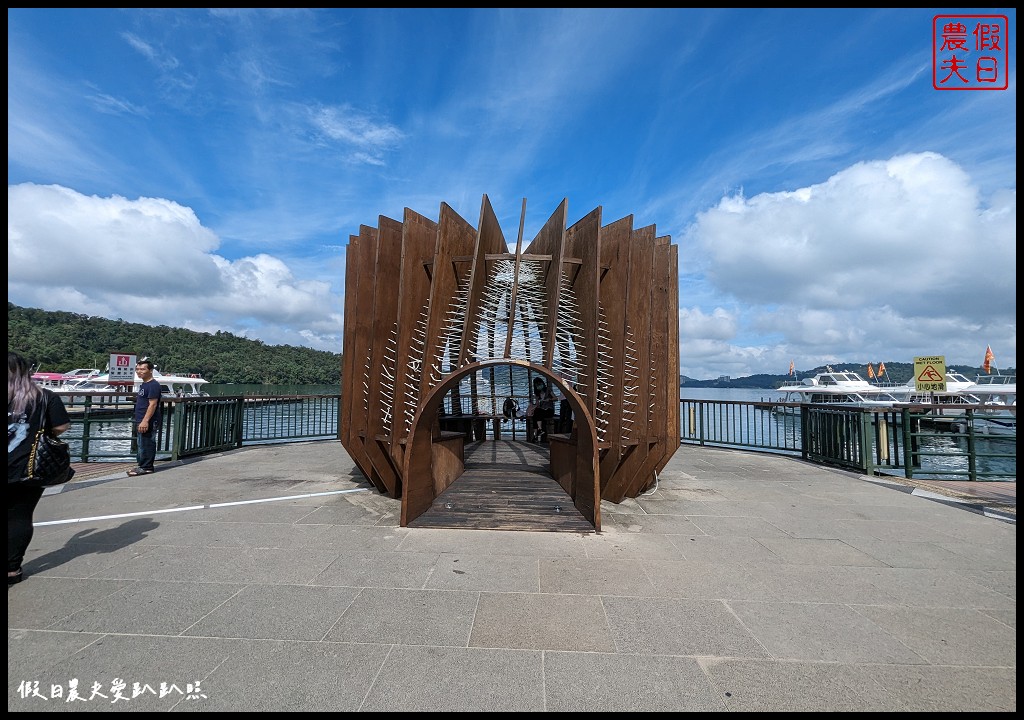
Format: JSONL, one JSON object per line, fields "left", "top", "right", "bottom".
{"left": 888, "top": 370, "right": 983, "bottom": 407}
{"left": 55, "top": 368, "right": 210, "bottom": 398}
{"left": 776, "top": 368, "right": 901, "bottom": 412}
{"left": 968, "top": 372, "right": 1016, "bottom": 436}
{"left": 31, "top": 368, "right": 103, "bottom": 389}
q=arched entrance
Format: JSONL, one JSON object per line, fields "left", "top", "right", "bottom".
{"left": 400, "top": 360, "right": 600, "bottom": 530}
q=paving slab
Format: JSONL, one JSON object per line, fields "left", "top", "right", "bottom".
{"left": 9, "top": 441, "right": 1016, "bottom": 712}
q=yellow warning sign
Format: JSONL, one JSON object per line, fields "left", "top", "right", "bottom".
{"left": 913, "top": 355, "right": 947, "bottom": 392}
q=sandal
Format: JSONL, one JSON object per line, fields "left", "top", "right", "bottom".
{"left": 8, "top": 569, "right": 23, "bottom": 586}
{"left": 126, "top": 468, "right": 155, "bottom": 476}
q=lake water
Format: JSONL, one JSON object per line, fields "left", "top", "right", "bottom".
{"left": 206, "top": 384, "right": 339, "bottom": 396}
{"left": 680, "top": 387, "right": 784, "bottom": 403}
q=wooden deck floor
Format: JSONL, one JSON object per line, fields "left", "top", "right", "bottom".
{"left": 408, "top": 439, "right": 595, "bottom": 532}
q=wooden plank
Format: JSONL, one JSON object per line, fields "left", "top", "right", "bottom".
{"left": 605, "top": 224, "right": 656, "bottom": 501}
{"left": 623, "top": 224, "right": 655, "bottom": 446}
{"left": 595, "top": 216, "right": 633, "bottom": 492}
{"left": 362, "top": 215, "right": 403, "bottom": 496}
{"left": 562, "top": 207, "right": 601, "bottom": 422}
{"left": 389, "top": 208, "right": 438, "bottom": 471}
{"left": 623, "top": 237, "right": 674, "bottom": 498}
{"left": 561, "top": 209, "right": 602, "bottom": 528}
{"left": 345, "top": 228, "right": 384, "bottom": 490}
{"left": 458, "top": 194, "right": 508, "bottom": 366}
{"left": 420, "top": 203, "right": 478, "bottom": 398}
{"left": 523, "top": 200, "right": 567, "bottom": 366}
{"left": 339, "top": 234, "right": 359, "bottom": 457}
{"left": 657, "top": 243, "right": 681, "bottom": 475}
{"left": 408, "top": 440, "right": 594, "bottom": 532}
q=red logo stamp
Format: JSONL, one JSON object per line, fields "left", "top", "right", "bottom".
{"left": 933, "top": 14, "right": 1009, "bottom": 90}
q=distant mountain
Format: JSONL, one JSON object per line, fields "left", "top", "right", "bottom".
{"left": 681, "top": 361, "right": 1012, "bottom": 389}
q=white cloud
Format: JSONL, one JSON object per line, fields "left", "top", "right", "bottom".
{"left": 687, "top": 152, "right": 1015, "bottom": 322}
{"left": 679, "top": 306, "right": 736, "bottom": 340}
{"left": 677, "top": 152, "right": 1016, "bottom": 379}
{"left": 310, "top": 105, "right": 404, "bottom": 165}
{"left": 7, "top": 183, "right": 343, "bottom": 351}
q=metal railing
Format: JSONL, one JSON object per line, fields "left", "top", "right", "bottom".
{"left": 58, "top": 392, "right": 1014, "bottom": 481}
{"left": 680, "top": 398, "right": 1015, "bottom": 481}
{"left": 58, "top": 392, "right": 341, "bottom": 463}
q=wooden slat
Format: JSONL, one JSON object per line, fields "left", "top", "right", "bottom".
{"left": 344, "top": 228, "right": 383, "bottom": 490}
{"left": 420, "top": 203, "right": 478, "bottom": 398}
{"left": 389, "top": 209, "right": 438, "bottom": 475}
{"left": 408, "top": 440, "right": 594, "bottom": 532}
{"left": 605, "top": 224, "right": 656, "bottom": 501}
{"left": 458, "top": 195, "right": 508, "bottom": 367}
{"left": 562, "top": 207, "right": 601, "bottom": 421}
{"left": 339, "top": 234, "right": 359, "bottom": 455}
{"left": 523, "top": 199, "right": 567, "bottom": 367}
{"left": 657, "top": 243, "right": 681, "bottom": 476}
{"left": 362, "top": 215, "right": 403, "bottom": 495}
{"left": 595, "top": 216, "right": 633, "bottom": 491}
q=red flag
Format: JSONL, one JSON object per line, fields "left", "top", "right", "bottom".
{"left": 788, "top": 360, "right": 795, "bottom": 376}
{"left": 877, "top": 362, "right": 886, "bottom": 377}
{"left": 867, "top": 364, "right": 875, "bottom": 379}
{"left": 983, "top": 345, "right": 994, "bottom": 374}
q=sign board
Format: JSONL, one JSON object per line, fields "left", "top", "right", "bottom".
{"left": 108, "top": 352, "right": 137, "bottom": 385}
{"left": 914, "top": 355, "right": 947, "bottom": 392}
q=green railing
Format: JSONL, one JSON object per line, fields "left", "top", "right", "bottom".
{"left": 58, "top": 392, "right": 341, "bottom": 463}
{"left": 58, "top": 392, "right": 1014, "bottom": 482}
{"left": 680, "top": 398, "right": 1015, "bottom": 481}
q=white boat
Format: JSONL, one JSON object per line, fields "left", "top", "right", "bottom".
{"left": 62, "top": 368, "right": 104, "bottom": 380}
{"left": 968, "top": 373, "right": 1016, "bottom": 436}
{"left": 57, "top": 368, "right": 211, "bottom": 398}
{"left": 889, "top": 370, "right": 1016, "bottom": 435}
{"left": 889, "top": 371, "right": 981, "bottom": 430}
{"left": 969, "top": 372, "right": 1016, "bottom": 404}
{"left": 31, "top": 368, "right": 103, "bottom": 389}
{"left": 776, "top": 368, "right": 901, "bottom": 410}
{"left": 889, "top": 370, "right": 983, "bottom": 407}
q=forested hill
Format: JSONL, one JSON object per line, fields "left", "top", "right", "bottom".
{"left": 8, "top": 303, "right": 341, "bottom": 385}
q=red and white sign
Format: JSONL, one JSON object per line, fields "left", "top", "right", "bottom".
{"left": 109, "top": 353, "right": 137, "bottom": 384}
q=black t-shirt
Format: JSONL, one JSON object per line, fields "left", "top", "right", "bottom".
{"left": 133, "top": 379, "right": 163, "bottom": 424}
{"left": 8, "top": 389, "right": 72, "bottom": 481}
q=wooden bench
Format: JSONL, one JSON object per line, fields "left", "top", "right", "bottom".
{"left": 439, "top": 413, "right": 507, "bottom": 441}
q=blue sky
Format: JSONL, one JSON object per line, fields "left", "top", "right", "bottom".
{"left": 8, "top": 8, "right": 1017, "bottom": 380}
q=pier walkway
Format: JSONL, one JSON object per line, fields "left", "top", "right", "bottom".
{"left": 9, "top": 441, "right": 1015, "bottom": 711}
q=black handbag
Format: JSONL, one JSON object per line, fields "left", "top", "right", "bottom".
{"left": 24, "top": 398, "right": 75, "bottom": 486}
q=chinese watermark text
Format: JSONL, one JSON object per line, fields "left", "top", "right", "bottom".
{"left": 933, "top": 15, "right": 1009, "bottom": 90}
{"left": 15, "top": 679, "right": 207, "bottom": 704}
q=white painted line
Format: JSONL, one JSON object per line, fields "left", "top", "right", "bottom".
{"left": 35, "top": 506, "right": 207, "bottom": 526}
{"left": 34, "top": 487, "right": 370, "bottom": 527}
{"left": 208, "top": 488, "right": 369, "bottom": 507}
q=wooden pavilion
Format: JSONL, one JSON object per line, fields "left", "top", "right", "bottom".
{"left": 340, "top": 195, "right": 679, "bottom": 532}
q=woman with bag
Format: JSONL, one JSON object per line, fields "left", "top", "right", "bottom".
{"left": 7, "top": 351, "right": 71, "bottom": 585}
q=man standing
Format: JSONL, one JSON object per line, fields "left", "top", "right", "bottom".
{"left": 127, "top": 358, "right": 162, "bottom": 476}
